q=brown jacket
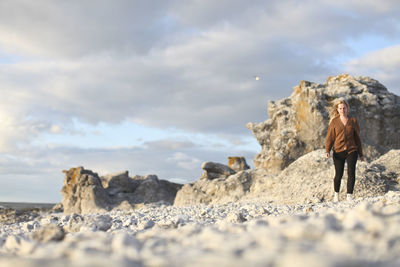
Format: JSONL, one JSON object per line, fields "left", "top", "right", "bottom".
{"left": 325, "top": 116, "right": 363, "bottom": 157}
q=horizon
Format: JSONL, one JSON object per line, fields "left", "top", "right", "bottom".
{"left": 1, "top": 0, "right": 400, "bottom": 203}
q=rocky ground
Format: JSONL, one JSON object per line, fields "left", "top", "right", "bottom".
{"left": 174, "top": 149, "right": 400, "bottom": 206}
{"left": 1, "top": 191, "right": 400, "bottom": 267}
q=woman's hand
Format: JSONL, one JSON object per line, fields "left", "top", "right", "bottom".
{"left": 360, "top": 156, "right": 365, "bottom": 162}
{"left": 326, "top": 152, "right": 330, "bottom": 158}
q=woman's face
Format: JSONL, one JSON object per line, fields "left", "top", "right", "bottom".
{"left": 337, "top": 103, "right": 348, "bottom": 117}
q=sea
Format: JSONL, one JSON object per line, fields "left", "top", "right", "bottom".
{"left": 0, "top": 202, "right": 55, "bottom": 210}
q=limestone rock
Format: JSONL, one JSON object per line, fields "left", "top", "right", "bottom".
{"left": 101, "top": 171, "right": 140, "bottom": 196}
{"left": 247, "top": 74, "right": 400, "bottom": 172}
{"left": 174, "top": 170, "right": 255, "bottom": 206}
{"left": 61, "top": 166, "right": 182, "bottom": 214}
{"left": 228, "top": 157, "right": 250, "bottom": 172}
{"left": 31, "top": 224, "right": 65, "bottom": 242}
{"left": 129, "top": 175, "right": 183, "bottom": 204}
{"left": 174, "top": 149, "right": 399, "bottom": 206}
{"left": 201, "top": 162, "right": 235, "bottom": 180}
{"left": 61, "top": 167, "right": 111, "bottom": 214}
{"left": 81, "top": 214, "right": 113, "bottom": 232}
{"left": 51, "top": 203, "right": 64, "bottom": 213}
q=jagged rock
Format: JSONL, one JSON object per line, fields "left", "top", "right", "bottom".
{"left": 61, "top": 167, "right": 111, "bottom": 214}
{"left": 129, "top": 175, "right": 183, "bottom": 204}
{"left": 174, "top": 149, "right": 400, "bottom": 206}
{"left": 174, "top": 170, "right": 255, "bottom": 206}
{"left": 201, "top": 162, "right": 235, "bottom": 180}
{"left": 61, "top": 167, "right": 182, "bottom": 214}
{"left": 169, "top": 157, "right": 250, "bottom": 205}
{"left": 247, "top": 74, "right": 400, "bottom": 172}
{"left": 101, "top": 171, "right": 140, "bottom": 196}
{"left": 228, "top": 157, "right": 250, "bottom": 172}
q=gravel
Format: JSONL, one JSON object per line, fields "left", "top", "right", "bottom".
{"left": 1, "top": 191, "right": 400, "bottom": 266}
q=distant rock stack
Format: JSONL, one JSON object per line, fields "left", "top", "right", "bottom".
{"left": 247, "top": 74, "right": 400, "bottom": 172}
{"left": 61, "top": 167, "right": 111, "bottom": 214}
{"left": 61, "top": 166, "right": 183, "bottom": 214}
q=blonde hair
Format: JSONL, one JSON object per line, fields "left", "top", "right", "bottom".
{"left": 329, "top": 99, "right": 350, "bottom": 122}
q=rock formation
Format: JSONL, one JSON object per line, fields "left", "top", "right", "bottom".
{"left": 61, "top": 167, "right": 111, "bottom": 214}
{"left": 228, "top": 156, "right": 250, "bottom": 172}
{"left": 200, "top": 157, "right": 250, "bottom": 180}
{"left": 61, "top": 167, "right": 182, "bottom": 214}
{"left": 174, "top": 157, "right": 254, "bottom": 205}
{"left": 174, "top": 149, "right": 400, "bottom": 206}
{"left": 174, "top": 169, "right": 256, "bottom": 205}
{"left": 200, "top": 161, "right": 236, "bottom": 180}
{"left": 247, "top": 74, "right": 400, "bottom": 172}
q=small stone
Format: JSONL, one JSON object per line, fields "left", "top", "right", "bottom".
{"left": 225, "top": 211, "right": 247, "bottom": 223}
{"left": 31, "top": 224, "right": 65, "bottom": 242}
{"left": 138, "top": 219, "right": 155, "bottom": 230}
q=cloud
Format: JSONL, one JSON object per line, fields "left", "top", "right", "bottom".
{"left": 0, "top": 108, "right": 51, "bottom": 152}
{"left": 1, "top": 1, "right": 399, "bottom": 140}
{"left": 344, "top": 45, "right": 400, "bottom": 95}
{"left": 0, "top": 0, "right": 400, "bottom": 201}
{"left": 1, "top": 1, "right": 399, "bottom": 136}
{"left": 166, "top": 152, "right": 202, "bottom": 170}
{"left": 322, "top": 0, "right": 400, "bottom": 16}
{"left": 0, "top": 0, "right": 175, "bottom": 58}
{"left": 143, "top": 139, "right": 196, "bottom": 150}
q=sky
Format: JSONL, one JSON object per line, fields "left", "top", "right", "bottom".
{"left": 1, "top": 0, "right": 400, "bottom": 203}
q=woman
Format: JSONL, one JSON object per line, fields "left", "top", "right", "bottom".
{"left": 325, "top": 99, "right": 364, "bottom": 202}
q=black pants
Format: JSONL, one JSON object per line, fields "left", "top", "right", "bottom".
{"left": 333, "top": 150, "right": 358, "bottom": 194}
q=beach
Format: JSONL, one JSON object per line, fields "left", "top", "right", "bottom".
{"left": 1, "top": 191, "right": 400, "bottom": 266}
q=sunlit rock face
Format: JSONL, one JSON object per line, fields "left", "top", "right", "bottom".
{"left": 173, "top": 149, "right": 400, "bottom": 206}
{"left": 247, "top": 74, "right": 400, "bottom": 172}
{"left": 61, "top": 167, "right": 111, "bottom": 214}
{"left": 228, "top": 156, "right": 250, "bottom": 172}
